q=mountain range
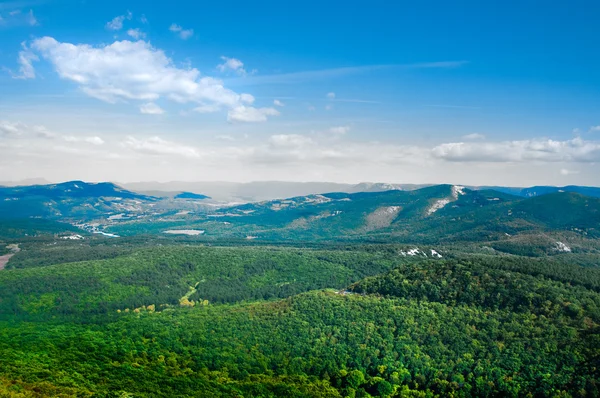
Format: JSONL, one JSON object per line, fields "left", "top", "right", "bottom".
{"left": 2, "top": 181, "right": 598, "bottom": 258}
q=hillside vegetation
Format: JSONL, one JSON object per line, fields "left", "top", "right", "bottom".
{"left": 0, "top": 245, "right": 598, "bottom": 397}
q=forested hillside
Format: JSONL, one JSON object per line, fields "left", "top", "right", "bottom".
{"left": 1, "top": 182, "right": 600, "bottom": 397}
{"left": 0, "top": 245, "right": 598, "bottom": 397}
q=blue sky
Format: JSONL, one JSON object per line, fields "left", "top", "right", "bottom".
{"left": 1, "top": 0, "right": 599, "bottom": 185}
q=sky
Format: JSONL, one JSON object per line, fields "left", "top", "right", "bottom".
{"left": 1, "top": 0, "right": 599, "bottom": 186}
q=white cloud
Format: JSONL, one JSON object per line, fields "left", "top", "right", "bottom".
{"left": 106, "top": 11, "right": 132, "bottom": 31}
{"left": 273, "top": 99, "right": 284, "bottom": 107}
{"left": 27, "top": 9, "right": 36, "bottom": 26}
{"left": 228, "top": 106, "right": 280, "bottom": 123}
{"left": 326, "top": 92, "right": 335, "bottom": 99}
{"left": 127, "top": 28, "right": 146, "bottom": 39}
{"left": 329, "top": 126, "right": 350, "bottom": 135}
{"left": 193, "top": 104, "right": 221, "bottom": 114}
{"left": 462, "top": 133, "right": 485, "bottom": 140}
{"left": 169, "top": 23, "right": 194, "bottom": 39}
{"left": 432, "top": 137, "right": 600, "bottom": 163}
{"left": 0, "top": 120, "right": 108, "bottom": 146}
{"left": 139, "top": 102, "right": 164, "bottom": 115}
{"left": 560, "top": 168, "right": 579, "bottom": 176}
{"left": 325, "top": 104, "right": 333, "bottom": 111}
{"left": 590, "top": 126, "right": 600, "bottom": 132}
{"left": 64, "top": 136, "right": 105, "bottom": 145}
{"left": 217, "top": 56, "right": 248, "bottom": 76}
{"left": 3, "top": 121, "right": 599, "bottom": 185}
{"left": 11, "top": 42, "right": 38, "bottom": 79}
{"left": 34, "top": 126, "right": 55, "bottom": 139}
{"left": 22, "top": 37, "right": 276, "bottom": 122}
{"left": 269, "top": 134, "right": 314, "bottom": 148}
{"left": 122, "top": 136, "right": 199, "bottom": 158}
{"left": 240, "top": 93, "right": 255, "bottom": 104}
{"left": 0, "top": 121, "right": 52, "bottom": 137}
{"left": 0, "top": 8, "right": 37, "bottom": 27}
{"left": 215, "top": 134, "right": 235, "bottom": 141}
{"left": 227, "top": 62, "right": 466, "bottom": 86}
{"left": 140, "top": 14, "right": 148, "bottom": 24}
{"left": 0, "top": 121, "right": 22, "bottom": 136}
{"left": 308, "top": 105, "right": 316, "bottom": 111}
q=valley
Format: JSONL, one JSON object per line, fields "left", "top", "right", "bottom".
{"left": 0, "top": 181, "right": 599, "bottom": 397}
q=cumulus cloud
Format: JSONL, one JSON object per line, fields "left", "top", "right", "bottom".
{"left": 326, "top": 92, "right": 335, "bottom": 99}
{"left": 169, "top": 23, "right": 194, "bottom": 39}
{"left": 127, "top": 28, "right": 146, "bottom": 39}
{"left": 228, "top": 106, "right": 279, "bottom": 123}
{"left": 462, "top": 133, "right": 485, "bottom": 140}
{"left": 20, "top": 37, "right": 276, "bottom": 122}
{"left": 329, "top": 126, "right": 350, "bottom": 135}
{"left": 590, "top": 126, "right": 600, "bottom": 132}
{"left": 121, "top": 136, "right": 199, "bottom": 158}
{"left": 432, "top": 137, "right": 600, "bottom": 163}
{"left": 217, "top": 56, "right": 248, "bottom": 76}
{"left": 106, "top": 11, "right": 132, "bottom": 31}
{"left": 139, "top": 102, "right": 165, "bottom": 115}
{"left": 240, "top": 93, "right": 255, "bottom": 104}
{"left": 273, "top": 99, "right": 284, "bottom": 107}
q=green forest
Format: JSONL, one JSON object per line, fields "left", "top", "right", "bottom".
{"left": 0, "top": 242, "right": 598, "bottom": 397}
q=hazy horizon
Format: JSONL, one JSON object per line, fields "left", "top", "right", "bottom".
{"left": 3, "top": 177, "right": 597, "bottom": 190}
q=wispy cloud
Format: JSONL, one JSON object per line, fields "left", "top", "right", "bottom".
{"left": 0, "top": 7, "right": 38, "bottom": 26}
{"left": 105, "top": 11, "right": 132, "bottom": 31}
{"left": 127, "top": 28, "right": 146, "bottom": 39}
{"left": 169, "top": 23, "right": 194, "bottom": 39}
{"left": 227, "top": 61, "right": 468, "bottom": 86}
{"left": 560, "top": 168, "right": 579, "bottom": 176}
{"left": 331, "top": 98, "right": 381, "bottom": 104}
{"left": 26, "top": 9, "right": 36, "bottom": 25}
{"left": 139, "top": 102, "right": 164, "bottom": 115}
{"left": 425, "top": 104, "right": 481, "bottom": 110}
{"left": 0, "top": 1, "right": 46, "bottom": 11}
{"left": 462, "top": 133, "right": 485, "bottom": 140}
